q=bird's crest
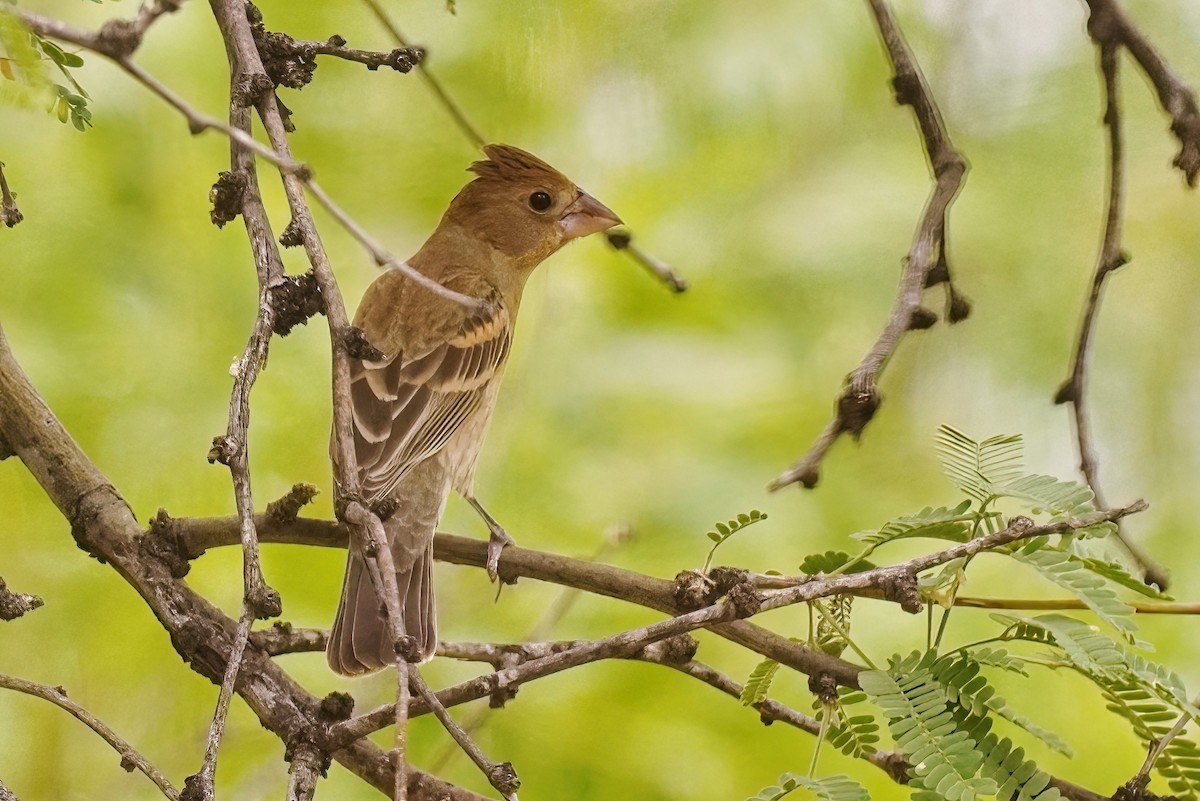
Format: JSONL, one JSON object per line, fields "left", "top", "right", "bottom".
{"left": 468, "top": 144, "right": 568, "bottom": 186}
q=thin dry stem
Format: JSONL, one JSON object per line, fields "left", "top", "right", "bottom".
{"left": 0, "top": 674, "right": 180, "bottom": 799}
{"left": 770, "top": 0, "right": 967, "bottom": 491}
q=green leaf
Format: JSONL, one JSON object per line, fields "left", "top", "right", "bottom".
{"left": 816, "top": 595, "right": 853, "bottom": 657}
{"left": 58, "top": 51, "right": 84, "bottom": 68}
{"left": 997, "top": 614, "right": 1127, "bottom": 676}
{"left": 39, "top": 39, "right": 69, "bottom": 66}
{"left": 815, "top": 689, "right": 880, "bottom": 758}
{"left": 715, "top": 521, "right": 731, "bottom": 537}
{"left": 745, "top": 773, "right": 869, "bottom": 801}
{"left": 705, "top": 531, "right": 721, "bottom": 542}
{"left": 740, "top": 657, "right": 781, "bottom": 706}
{"left": 935, "top": 424, "right": 1024, "bottom": 502}
{"left": 995, "top": 474, "right": 1098, "bottom": 518}
{"left": 861, "top": 651, "right": 998, "bottom": 798}
{"left": 965, "top": 646, "right": 1029, "bottom": 676}
{"left": 1009, "top": 542, "right": 1137, "bottom": 638}
{"left": 799, "top": 551, "right": 875, "bottom": 576}
{"left": 930, "top": 652, "right": 1072, "bottom": 756}
{"left": 1079, "top": 559, "right": 1172, "bottom": 600}
{"left": 851, "top": 500, "right": 973, "bottom": 549}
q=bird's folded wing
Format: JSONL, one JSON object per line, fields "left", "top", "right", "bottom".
{"left": 349, "top": 293, "right": 512, "bottom": 501}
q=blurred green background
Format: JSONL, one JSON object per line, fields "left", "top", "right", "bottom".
{"left": 3, "top": 0, "right": 1200, "bottom": 798}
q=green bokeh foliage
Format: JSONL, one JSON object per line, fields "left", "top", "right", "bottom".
{"left": 2, "top": 1, "right": 1199, "bottom": 799}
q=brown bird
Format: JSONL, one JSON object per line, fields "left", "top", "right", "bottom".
{"left": 327, "top": 144, "right": 621, "bottom": 675}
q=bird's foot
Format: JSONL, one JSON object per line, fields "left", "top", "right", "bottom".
{"left": 486, "top": 525, "right": 516, "bottom": 582}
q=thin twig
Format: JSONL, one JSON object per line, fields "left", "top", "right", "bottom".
{"left": 0, "top": 162, "right": 22, "bottom": 228}
{"left": 408, "top": 672, "right": 520, "bottom": 801}
{"left": 330, "top": 503, "right": 1147, "bottom": 747}
{"left": 358, "top": 0, "right": 484, "bottom": 147}
{"left": 770, "top": 0, "right": 968, "bottom": 491}
{"left": 653, "top": 658, "right": 910, "bottom": 782}
{"left": 1082, "top": 0, "right": 1200, "bottom": 187}
{"left": 343, "top": 502, "right": 412, "bottom": 801}
{"left": 0, "top": 674, "right": 180, "bottom": 800}
{"left": 15, "top": 8, "right": 477, "bottom": 311}
{"left": 0, "top": 324, "right": 487, "bottom": 801}
{"left": 357, "top": 0, "right": 687, "bottom": 295}
{"left": 952, "top": 596, "right": 1199, "bottom": 614}
{"left": 1137, "top": 706, "right": 1194, "bottom": 779}
{"left": 604, "top": 232, "right": 688, "bottom": 293}
{"left": 430, "top": 525, "right": 633, "bottom": 773}
{"left": 1052, "top": 1, "right": 1178, "bottom": 590}
{"left": 300, "top": 36, "right": 422, "bottom": 73}
{"left": 182, "top": 9, "right": 293, "bottom": 796}
{"left": 191, "top": 607, "right": 255, "bottom": 798}
{"left": 304, "top": 180, "right": 483, "bottom": 308}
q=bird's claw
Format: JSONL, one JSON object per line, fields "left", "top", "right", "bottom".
{"left": 485, "top": 525, "right": 516, "bottom": 582}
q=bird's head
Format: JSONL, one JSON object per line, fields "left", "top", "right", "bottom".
{"left": 441, "top": 144, "right": 622, "bottom": 271}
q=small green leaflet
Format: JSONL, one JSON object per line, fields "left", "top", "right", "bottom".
{"left": 745, "top": 773, "right": 869, "bottom": 801}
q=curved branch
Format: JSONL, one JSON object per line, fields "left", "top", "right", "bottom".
{"left": 0, "top": 324, "right": 485, "bottom": 801}
{"left": 770, "top": 0, "right": 968, "bottom": 491}
{"left": 0, "top": 674, "right": 179, "bottom": 800}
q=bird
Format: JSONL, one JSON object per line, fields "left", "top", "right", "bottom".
{"left": 327, "top": 144, "right": 622, "bottom": 676}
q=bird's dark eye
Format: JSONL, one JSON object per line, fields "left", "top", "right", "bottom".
{"left": 528, "top": 191, "right": 552, "bottom": 212}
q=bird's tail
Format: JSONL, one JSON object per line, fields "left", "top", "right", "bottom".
{"left": 326, "top": 540, "right": 437, "bottom": 676}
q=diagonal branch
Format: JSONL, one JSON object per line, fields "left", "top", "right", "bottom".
{"left": 13, "top": 7, "right": 478, "bottom": 310}
{"left": 328, "top": 504, "right": 1145, "bottom": 748}
{"left": 0, "top": 674, "right": 180, "bottom": 800}
{"left": 0, "top": 325, "right": 486, "bottom": 801}
{"left": 1081, "top": 0, "right": 1200, "bottom": 187}
{"left": 770, "top": 0, "right": 968, "bottom": 492}
{"left": 357, "top": 0, "right": 688, "bottom": 296}
{"left": 1051, "top": 0, "right": 1198, "bottom": 591}
{"left": 177, "top": 519, "right": 864, "bottom": 687}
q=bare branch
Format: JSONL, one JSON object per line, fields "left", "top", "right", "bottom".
{"left": 0, "top": 577, "right": 42, "bottom": 621}
{"left": 604, "top": 231, "right": 688, "bottom": 293}
{"left": 0, "top": 323, "right": 488, "bottom": 801}
{"left": 0, "top": 674, "right": 179, "bottom": 800}
{"left": 178, "top": 519, "right": 863, "bottom": 686}
{"left": 252, "top": 622, "right": 328, "bottom": 655}
{"left": 341, "top": 502, "right": 413, "bottom": 801}
{"left": 358, "top": 0, "right": 484, "bottom": 147}
{"left": 1083, "top": 0, "right": 1200, "bottom": 186}
{"left": 409, "top": 672, "right": 520, "bottom": 801}
{"left": 771, "top": 0, "right": 968, "bottom": 491}
{"left": 0, "top": 778, "right": 18, "bottom": 801}
{"left": 189, "top": 608, "right": 255, "bottom": 799}
{"left": 0, "top": 162, "right": 22, "bottom": 228}
{"left": 357, "top": 0, "right": 687, "bottom": 296}
{"left": 646, "top": 658, "right": 910, "bottom": 784}
{"left": 15, "top": 7, "right": 477, "bottom": 311}
{"left": 1052, "top": 1, "right": 1186, "bottom": 591}
{"left": 285, "top": 743, "right": 324, "bottom": 801}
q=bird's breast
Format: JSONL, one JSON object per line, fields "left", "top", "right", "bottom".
{"left": 442, "top": 375, "right": 506, "bottom": 495}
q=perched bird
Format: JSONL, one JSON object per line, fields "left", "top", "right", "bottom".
{"left": 327, "top": 144, "right": 621, "bottom": 675}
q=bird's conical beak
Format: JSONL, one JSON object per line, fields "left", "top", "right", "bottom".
{"left": 560, "top": 191, "right": 622, "bottom": 241}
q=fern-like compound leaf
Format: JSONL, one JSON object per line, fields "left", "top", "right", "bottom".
{"left": 745, "top": 773, "right": 869, "bottom": 801}
{"left": 935, "top": 425, "right": 1024, "bottom": 503}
